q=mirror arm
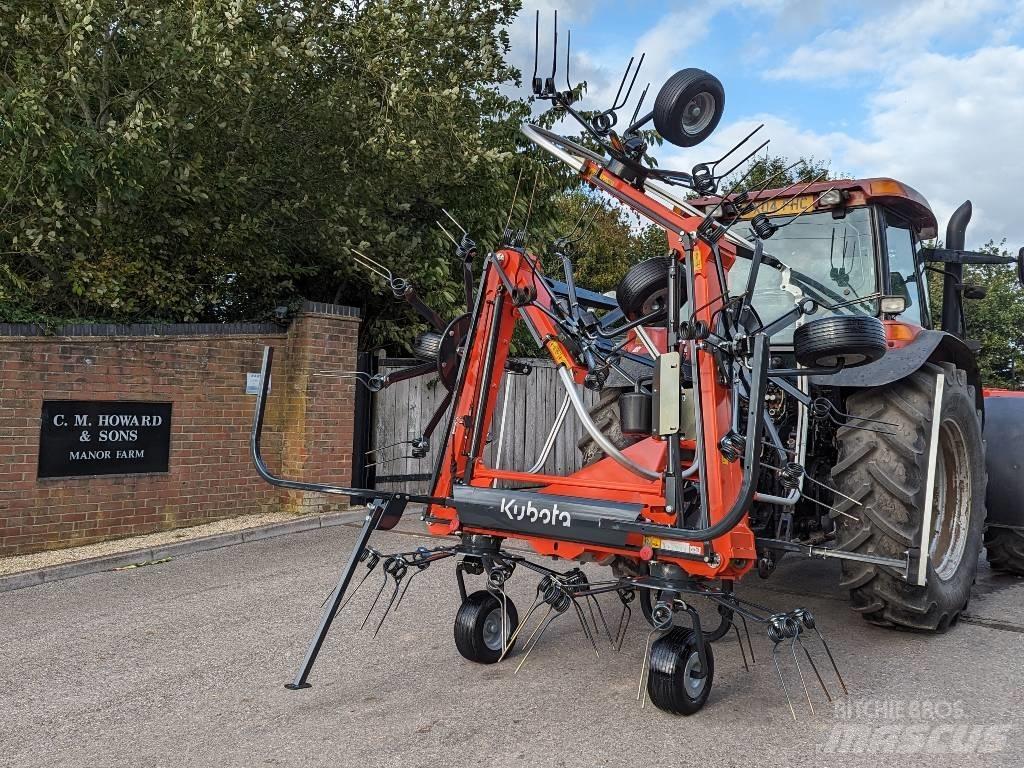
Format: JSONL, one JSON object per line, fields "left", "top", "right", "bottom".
{"left": 921, "top": 247, "right": 1015, "bottom": 266}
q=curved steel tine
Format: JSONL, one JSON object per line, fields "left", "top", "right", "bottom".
{"left": 393, "top": 566, "right": 425, "bottom": 612}
{"left": 741, "top": 613, "right": 755, "bottom": 664}
{"left": 373, "top": 573, "right": 406, "bottom": 638}
{"left": 570, "top": 596, "right": 600, "bottom": 658}
{"left": 772, "top": 641, "right": 798, "bottom": 721}
{"left": 322, "top": 548, "right": 381, "bottom": 611}
{"left": 500, "top": 583, "right": 509, "bottom": 657}
{"left": 734, "top": 623, "right": 750, "bottom": 672}
{"left": 615, "top": 604, "right": 632, "bottom": 652}
{"left": 514, "top": 605, "right": 557, "bottom": 675}
{"left": 798, "top": 634, "right": 832, "bottom": 702}
{"left": 359, "top": 572, "right": 390, "bottom": 630}
{"left": 813, "top": 626, "right": 849, "bottom": 695}
{"left": 790, "top": 634, "right": 815, "bottom": 714}
{"left": 497, "top": 594, "right": 545, "bottom": 663}
{"left": 587, "top": 595, "right": 616, "bottom": 647}
{"left": 638, "top": 627, "right": 668, "bottom": 707}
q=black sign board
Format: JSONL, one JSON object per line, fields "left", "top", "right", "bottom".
{"left": 38, "top": 401, "right": 172, "bottom": 479}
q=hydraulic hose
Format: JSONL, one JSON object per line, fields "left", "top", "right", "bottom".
{"left": 659, "top": 334, "right": 770, "bottom": 541}
{"left": 556, "top": 365, "right": 661, "bottom": 482}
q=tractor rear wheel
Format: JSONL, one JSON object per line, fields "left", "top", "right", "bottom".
{"left": 984, "top": 527, "right": 1024, "bottom": 575}
{"left": 831, "top": 362, "right": 987, "bottom": 631}
{"left": 578, "top": 387, "right": 643, "bottom": 466}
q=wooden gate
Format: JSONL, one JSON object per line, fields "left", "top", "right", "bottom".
{"left": 370, "top": 358, "right": 600, "bottom": 495}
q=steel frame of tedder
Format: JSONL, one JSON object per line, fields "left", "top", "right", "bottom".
{"left": 247, "top": 124, "right": 886, "bottom": 718}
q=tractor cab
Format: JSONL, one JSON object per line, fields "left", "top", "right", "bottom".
{"left": 692, "top": 178, "right": 1024, "bottom": 347}
{"left": 691, "top": 178, "right": 939, "bottom": 344}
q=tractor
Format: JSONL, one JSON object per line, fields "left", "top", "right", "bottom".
{"left": 589, "top": 177, "right": 1024, "bottom": 632}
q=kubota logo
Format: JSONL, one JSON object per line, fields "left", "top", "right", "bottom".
{"left": 501, "top": 497, "right": 571, "bottom": 527}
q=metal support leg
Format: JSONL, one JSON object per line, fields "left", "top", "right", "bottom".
{"left": 285, "top": 497, "right": 402, "bottom": 690}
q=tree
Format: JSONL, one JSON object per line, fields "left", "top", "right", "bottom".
{"left": 529, "top": 189, "right": 667, "bottom": 294}
{"left": 0, "top": 0, "right": 544, "bottom": 350}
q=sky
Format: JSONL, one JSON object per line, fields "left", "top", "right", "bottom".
{"left": 505, "top": 0, "right": 1024, "bottom": 249}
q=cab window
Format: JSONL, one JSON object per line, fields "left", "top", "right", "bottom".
{"left": 882, "top": 209, "right": 928, "bottom": 326}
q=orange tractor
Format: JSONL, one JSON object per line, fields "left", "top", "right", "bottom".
{"left": 251, "top": 17, "right": 1024, "bottom": 716}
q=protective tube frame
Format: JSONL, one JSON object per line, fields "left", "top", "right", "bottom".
{"left": 556, "top": 365, "right": 661, "bottom": 482}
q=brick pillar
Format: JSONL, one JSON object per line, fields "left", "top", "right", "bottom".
{"left": 280, "top": 302, "right": 361, "bottom": 515}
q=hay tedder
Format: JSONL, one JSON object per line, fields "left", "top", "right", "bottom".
{"left": 250, "top": 15, "right": 1024, "bottom": 717}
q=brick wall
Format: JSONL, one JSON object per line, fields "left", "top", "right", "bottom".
{"left": 0, "top": 304, "right": 360, "bottom": 557}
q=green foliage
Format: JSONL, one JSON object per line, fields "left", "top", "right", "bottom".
{"left": 0, "top": 0, "right": 543, "bottom": 349}
{"left": 531, "top": 188, "right": 667, "bottom": 294}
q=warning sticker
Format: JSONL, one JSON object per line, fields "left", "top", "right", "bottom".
{"left": 644, "top": 536, "right": 703, "bottom": 557}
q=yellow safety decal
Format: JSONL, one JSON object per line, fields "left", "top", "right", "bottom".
{"left": 546, "top": 339, "right": 574, "bottom": 369}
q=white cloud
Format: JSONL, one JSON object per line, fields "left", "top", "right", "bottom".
{"left": 843, "top": 46, "right": 1024, "bottom": 246}
{"left": 766, "top": 0, "right": 1004, "bottom": 81}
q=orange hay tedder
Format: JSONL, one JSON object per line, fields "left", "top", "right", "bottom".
{"left": 251, "top": 12, "right": 1024, "bottom": 716}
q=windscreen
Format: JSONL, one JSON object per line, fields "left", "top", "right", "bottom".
{"left": 728, "top": 207, "right": 877, "bottom": 344}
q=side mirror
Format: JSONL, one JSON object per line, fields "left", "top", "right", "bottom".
{"left": 1018, "top": 247, "right": 1024, "bottom": 287}
{"left": 652, "top": 68, "right": 725, "bottom": 148}
{"left": 888, "top": 273, "right": 913, "bottom": 310}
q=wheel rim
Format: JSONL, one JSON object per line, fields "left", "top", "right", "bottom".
{"left": 682, "top": 650, "right": 707, "bottom": 698}
{"left": 640, "top": 290, "right": 667, "bottom": 317}
{"left": 481, "top": 606, "right": 505, "bottom": 651}
{"left": 681, "top": 93, "right": 716, "bottom": 136}
{"left": 929, "top": 417, "right": 972, "bottom": 581}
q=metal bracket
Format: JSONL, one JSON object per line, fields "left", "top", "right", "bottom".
{"left": 915, "top": 371, "right": 945, "bottom": 586}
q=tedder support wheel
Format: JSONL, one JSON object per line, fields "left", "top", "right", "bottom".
{"left": 615, "top": 256, "right": 684, "bottom": 322}
{"left": 793, "top": 315, "right": 887, "bottom": 369}
{"left": 985, "top": 527, "right": 1024, "bottom": 575}
{"left": 831, "top": 362, "right": 987, "bottom": 631}
{"left": 647, "top": 627, "right": 715, "bottom": 715}
{"left": 454, "top": 590, "right": 519, "bottom": 664}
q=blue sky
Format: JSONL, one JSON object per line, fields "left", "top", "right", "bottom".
{"left": 507, "top": 1, "right": 1024, "bottom": 247}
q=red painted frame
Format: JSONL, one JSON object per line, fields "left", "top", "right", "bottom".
{"left": 426, "top": 158, "right": 756, "bottom": 580}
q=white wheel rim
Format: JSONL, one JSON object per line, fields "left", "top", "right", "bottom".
{"left": 929, "top": 418, "right": 972, "bottom": 581}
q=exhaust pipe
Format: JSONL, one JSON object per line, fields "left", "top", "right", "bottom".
{"left": 941, "top": 200, "right": 972, "bottom": 336}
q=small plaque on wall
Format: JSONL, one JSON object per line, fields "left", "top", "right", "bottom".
{"left": 38, "top": 401, "right": 172, "bottom": 479}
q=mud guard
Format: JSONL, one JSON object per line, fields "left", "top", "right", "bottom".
{"left": 810, "top": 330, "right": 984, "bottom": 412}
{"left": 982, "top": 391, "right": 1024, "bottom": 530}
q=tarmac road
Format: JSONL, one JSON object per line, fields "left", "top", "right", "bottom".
{"left": 2, "top": 520, "right": 1023, "bottom": 768}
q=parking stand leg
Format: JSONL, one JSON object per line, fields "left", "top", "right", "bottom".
{"left": 285, "top": 497, "right": 403, "bottom": 689}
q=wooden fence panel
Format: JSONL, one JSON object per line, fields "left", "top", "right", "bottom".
{"left": 371, "top": 358, "right": 599, "bottom": 496}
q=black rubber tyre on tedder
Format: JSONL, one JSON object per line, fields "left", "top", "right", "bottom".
{"left": 793, "top": 315, "right": 887, "bottom": 369}
{"left": 646, "top": 627, "right": 715, "bottom": 715}
{"left": 615, "top": 256, "right": 684, "bottom": 322}
{"left": 831, "top": 362, "right": 987, "bottom": 631}
{"left": 454, "top": 590, "right": 519, "bottom": 664}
